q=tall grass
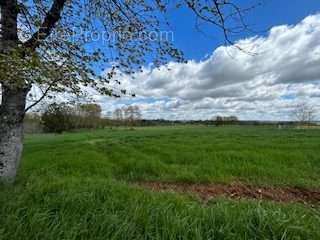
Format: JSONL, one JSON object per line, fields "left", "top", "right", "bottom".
{"left": 1, "top": 126, "right": 320, "bottom": 239}
{"left": 21, "top": 126, "right": 320, "bottom": 187}
{"left": 1, "top": 178, "right": 319, "bottom": 240}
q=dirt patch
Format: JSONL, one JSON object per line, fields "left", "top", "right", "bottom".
{"left": 137, "top": 182, "right": 320, "bottom": 205}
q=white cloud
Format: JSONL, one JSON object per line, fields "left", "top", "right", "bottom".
{"left": 100, "top": 13, "right": 320, "bottom": 121}
{"left": 29, "top": 14, "right": 320, "bottom": 121}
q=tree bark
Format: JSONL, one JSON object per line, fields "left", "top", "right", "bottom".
{"left": 0, "top": 85, "right": 29, "bottom": 183}
{"left": 0, "top": 0, "right": 67, "bottom": 183}
{"left": 0, "top": 0, "right": 24, "bottom": 183}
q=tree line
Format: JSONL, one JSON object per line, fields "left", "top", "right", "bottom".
{"left": 24, "top": 101, "right": 318, "bottom": 134}
{"left": 24, "top": 103, "right": 144, "bottom": 134}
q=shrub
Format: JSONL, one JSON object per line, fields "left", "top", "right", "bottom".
{"left": 41, "top": 103, "right": 75, "bottom": 133}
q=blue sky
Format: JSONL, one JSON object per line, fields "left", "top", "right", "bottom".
{"left": 93, "top": 1, "right": 320, "bottom": 121}
{"left": 29, "top": 1, "right": 320, "bottom": 121}
{"left": 166, "top": 0, "right": 320, "bottom": 60}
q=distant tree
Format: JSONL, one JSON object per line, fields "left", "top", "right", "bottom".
{"left": 123, "top": 105, "right": 142, "bottom": 125}
{"left": 72, "top": 103, "right": 103, "bottom": 128}
{"left": 213, "top": 115, "right": 239, "bottom": 126}
{"left": 134, "top": 106, "right": 142, "bottom": 121}
{"left": 79, "top": 104, "right": 102, "bottom": 118}
{"left": 214, "top": 116, "right": 224, "bottom": 127}
{"left": 41, "top": 103, "right": 74, "bottom": 133}
{"left": 125, "top": 106, "right": 142, "bottom": 121}
{"left": 292, "top": 103, "right": 316, "bottom": 125}
{"left": 228, "top": 116, "right": 239, "bottom": 122}
{"left": 113, "top": 108, "right": 124, "bottom": 122}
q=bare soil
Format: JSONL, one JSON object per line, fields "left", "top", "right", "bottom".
{"left": 137, "top": 182, "right": 320, "bottom": 205}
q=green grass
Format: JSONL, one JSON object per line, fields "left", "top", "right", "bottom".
{"left": 1, "top": 126, "right": 320, "bottom": 239}
{"left": 21, "top": 126, "right": 320, "bottom": 187}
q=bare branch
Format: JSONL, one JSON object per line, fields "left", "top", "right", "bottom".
{"left": 24, "top": 78, "right": 61, "bottom": 113}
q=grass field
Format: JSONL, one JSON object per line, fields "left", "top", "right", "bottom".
{"left": 1, "top": 126, "right": 320, "bottom": 239}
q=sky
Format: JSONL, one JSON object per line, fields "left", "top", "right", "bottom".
{"left": 169, "top": 0, "right": 320, "bottom": 61}
{"left": 29, "top": 0, "right": 320, "bottom": 121}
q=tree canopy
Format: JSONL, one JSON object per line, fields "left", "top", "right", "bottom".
{"left": 1, "top": 0, "right": 256, "bottom": 107}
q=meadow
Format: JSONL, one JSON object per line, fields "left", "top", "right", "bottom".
{"left": 1, "top": 126, "right": 320, "bottom": 239}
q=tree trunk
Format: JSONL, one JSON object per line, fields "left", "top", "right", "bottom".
{"left": 0, "top": 85, "right": 29, "bottom": 183}
{"left": 0, "top": 0, "right": 27, "bottom": 183}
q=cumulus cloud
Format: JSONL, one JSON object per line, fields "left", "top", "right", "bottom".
{"left": 99, "top": 13, "right": 320, "bottom": 121}
{"left": 29, "top": 14, "right": 320, "bottom": 121}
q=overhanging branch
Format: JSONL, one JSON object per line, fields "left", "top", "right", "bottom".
{"left": 24, "top": 78, "right": 61, "bottom": 113}
{"left": 23, "top": 0, "right": 67, "bottom": 49}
